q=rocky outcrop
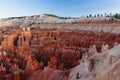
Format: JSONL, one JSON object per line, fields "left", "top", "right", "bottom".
{"left": 1, "top": 14, "right": 120, "bottom": 34}
{"left": 0, "top": 26, "right": 120, "bottom": 80}
{"left": 0, "top": 14, "right": 80, "bottom": 27}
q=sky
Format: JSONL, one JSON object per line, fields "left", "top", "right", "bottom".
{"left": 0, "top": 0, "right": 120, "bottom": 18}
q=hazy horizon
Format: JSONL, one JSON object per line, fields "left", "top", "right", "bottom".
{"left": 0, "top": 0, "right": 120, "bottom": 18}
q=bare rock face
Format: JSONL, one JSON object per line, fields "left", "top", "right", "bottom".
{"left": 101, "top": 44, "right": 109, "bottom": 53}
{"left": 0, "top": 14, "right": 80, "bottom": 27}
{"left": 0, "top": 26, "right": 120, "bottom": 80}
{"left": 25, "top": 52, "right": 40, "bottom": 72}
{"left": 1, "top": 34, "right": 18, "bottom": 50}
{"left": 1, "top": 14, "right": 120, "bottom": 34}
{"left": 48, "top": 56, "right": 58, "bottom": 69}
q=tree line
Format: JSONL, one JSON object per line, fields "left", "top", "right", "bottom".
{"left": 44, "top": 13, "right": 120, "bottom": 19}
{"left": 86, "top": 13, "right": 120, "bottom": 19}
{"left": 113, "top": 13, "right": 120, "bottom": 19}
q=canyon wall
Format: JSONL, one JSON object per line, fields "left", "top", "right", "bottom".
{"left": 0, "top": 26, "right": 120, "bottom": 80}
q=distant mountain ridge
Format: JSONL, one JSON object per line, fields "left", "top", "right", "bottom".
{"left": 0, "top": 14, "right": 80, "bottom": 27}
{"left": 0, "top": 13, "right": 113, "bottom": 28}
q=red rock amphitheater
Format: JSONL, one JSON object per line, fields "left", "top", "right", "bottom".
{"left": 0, "top": 20, "right": 120, "bottom": 80}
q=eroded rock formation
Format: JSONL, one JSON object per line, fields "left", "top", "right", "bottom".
{"left": 0, "top": 26, "right": 120, "bottom": 80}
